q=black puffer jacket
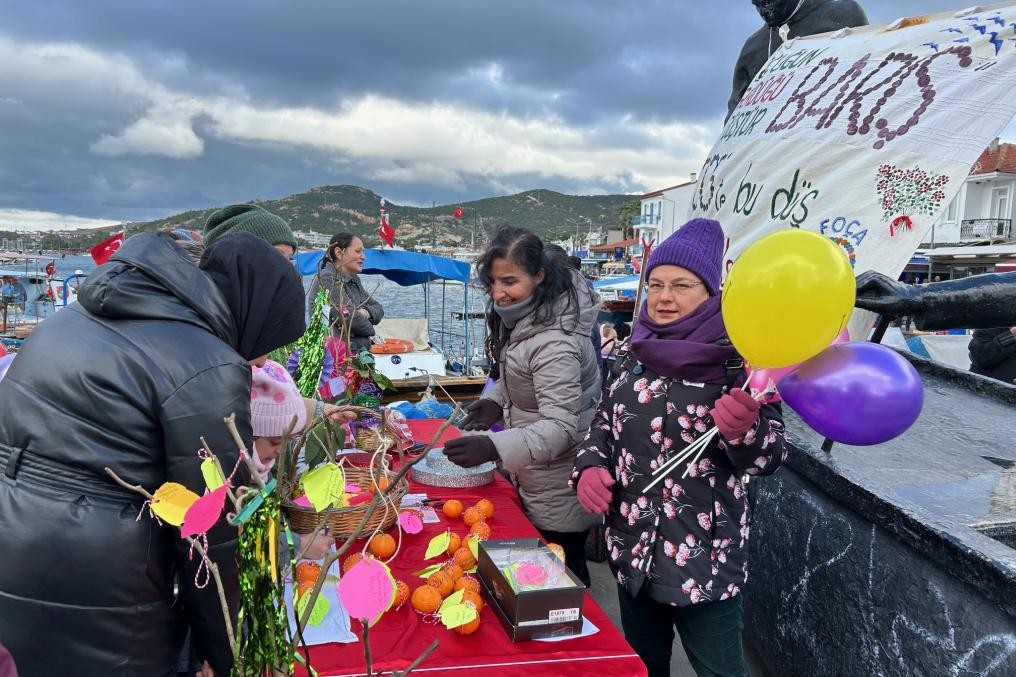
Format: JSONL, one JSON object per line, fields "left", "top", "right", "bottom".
{"left": 0, "top": 234, "right": 252, "bottom": 676}
{"left": 969, "top": 327, "right": 1016, "bottom": 384}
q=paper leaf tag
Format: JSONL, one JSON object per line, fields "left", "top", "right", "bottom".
{"left": 180, "top": 486, "right": 229, "bottom": 538}
{"left": 150, "top": 482, "right": 200, "bottom": 526}
{"left": 425, "top": 532, "right": 451, "bottom": 560}
{"left": 413, "top": 563, "right": 445, "bottom": 579}
{"left": 439, "top": 589, "right": 465, "bottom": 612}
{"left": 302, "top": 464, "right": 346, "bottom": 511}
{"left": 348, "top": 492, "right": 372, "bottom": 506}
{"left": 338, "top": 558, "right": 396, "bottom": 620}
{"left": 200, "top": 458, "right": 225, "bottom": 491}
{"left": 345, "top": 483, "right": 362, "bottom": 493}
{"left": 293, "top": 495, "right": 312, "bottom": 508}
{"left": 467, "top": 535, "right": 479, "bottom": 561}
{"left": 439, "top": 603, "right": 478, "bottom": 629}
{"left": 296, "top": 590, "right": 331, "bottom": 627}
{"left": 399, "top": 511, "right": 424, "bottom": 534}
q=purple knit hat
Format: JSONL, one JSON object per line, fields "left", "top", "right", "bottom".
{"left": 646, "top": 218, "right": 725, "bottom": 296}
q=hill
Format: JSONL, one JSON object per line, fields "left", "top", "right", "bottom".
{"left": 128, "top": 185, "right": 636, "bottom": 248}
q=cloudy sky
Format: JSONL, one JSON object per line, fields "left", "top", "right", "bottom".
{"left": 1, "top": 0, "right": 1013, "bottom": 230}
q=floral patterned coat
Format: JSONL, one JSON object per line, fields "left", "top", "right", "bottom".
{"left": 572, "top": 348, "right": 788, "bottom": 607}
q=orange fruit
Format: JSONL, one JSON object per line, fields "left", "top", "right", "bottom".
{"left": 369, "top": 533, "right": 397, "bottom": 559}
{"left": 443, "top": 563, "right": 464, "bottom": 581}
{"left": 454, "top": 575, "right": 480, "bottom": 594}
{"left": 475, "top": 499, "right": 495, "bottom": 519}
{"left": 393, "top": 580, "right": 410, "bottom": 608}
{"left": 453, "top": 547, "right": 477, "bottom": 570}
{"left": 411, "top": 584, "right": 442, "bottom": 614}
{"left": 370, "top": 476, "right": 391, "bottom": 493}
{"left": 446, "top": 532, "right": 462, "bottom": 556}
{"left": 453, "top": 616, "right": 481, "bottom": 635}
{"left": 295, "top": 561, "right": 321, "bottom": 585}
{"left": 462, "top": 507, "right": 482, "bottom": 527}
{"left": 461, "top": 590, "right": 484, "bottom": 613}
{"left": 296, "top": 582, "right": 314, "bottom": 601}
{"left": 442, "top": 499, "right": 464, "bottom": 519}
{"left": 342, "top": 552, "right": 363, "bottom": 573}
{"left": 427, "top": 571, "right": 455, "bottom": 598}
{"left": 469, "top": 521, "right": 491, "bottom": 541}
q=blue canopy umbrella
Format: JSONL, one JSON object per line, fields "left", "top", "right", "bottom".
{"left": 294, "top": 249, "right": 471, "bottom": 286}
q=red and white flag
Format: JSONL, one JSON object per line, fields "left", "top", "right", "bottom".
{"left": 377, "top": 198, "right": 395, "bottom": 247}
{"left": 90, "top": 232, "right": 125, "bottom": 266}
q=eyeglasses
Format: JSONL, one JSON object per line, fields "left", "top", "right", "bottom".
{"left": 646, "top": 281, "right": 704, "bottom": 295}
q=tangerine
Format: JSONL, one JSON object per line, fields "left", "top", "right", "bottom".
{"left": 446, "top": 532, "right": 462, "bottom": 556}
{"left": 461, "top": 590, "right": 484, "bottom": 613}
{"left": 469, "top": 521, "right": 491, "bottom": 541}
{"left": 453, "top": 547, "right": 477, "bottom": 570}
{"left": 411, "top": 584, "right": 442, "bottom": 614}
{"left": 342, "top": 552, "right": 364, "bottom": 573}
{"left": 393, "top": 580, "right": 410, "bottom": 608}
{"left": 443, "top": 563, "right": 464, "bottom": 581}
{"left": 427, "top": 571, "right": 455, "bottom": 598}
{"left": 370, "top": 476, "right": 391, "bottom": 493}
{"left": 475, "top": 498, "right": 495, "bottom": 519}
{"left": 454, "top": 575, "right": 480, "bottom": 594}
{"left": 369, "top": 533, "right": 397, "bottom": 559}
{"left": 442, "top": 499, "right": 464, "bottom": 519}
{"left": 295, "top": 561, "right": 321, "bottom": 585}
{"left": 453, "top": 616, "right": 481, "bottom": 635}
{"left": 462, "top": 507, "right": 482, "bottom": 527}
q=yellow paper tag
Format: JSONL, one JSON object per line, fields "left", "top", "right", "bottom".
{"left": 269, "top": 516, "right": 279, "bottom": 580}
{"left": 424, "top": 532, "right": 451, "bottom": 560}
{"left": 150, "top": 482, "right": 200, "bottom": 526}
{"left": 200, "top": 458, "right": 224, "bottom": 491}
{"left": 301, "top": 464, "right": 346, "bottom": 511}
{"left": 467, "top": 535, "right": 479, "bottom": 561}
{"left": 439, "top": 603, "right": 477, "bottom": 629}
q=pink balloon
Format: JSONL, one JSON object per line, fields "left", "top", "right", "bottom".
{"left": 180, "top": 486, "right": 229, "bottom": 538}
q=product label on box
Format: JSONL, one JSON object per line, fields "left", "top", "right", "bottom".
{"left": 548, "top": 608, "right": 580, "bottom": 623}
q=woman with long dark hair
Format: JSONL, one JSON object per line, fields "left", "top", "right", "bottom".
{"left": 444, "top": 226, "right": 601, "bottom": 585}
{"left": 308, "top": 233, "right": 384, "bottom": 354}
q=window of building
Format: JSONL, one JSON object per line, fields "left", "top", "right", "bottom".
{"left": 944, "top": 197, "right": 958, "bottom": 223}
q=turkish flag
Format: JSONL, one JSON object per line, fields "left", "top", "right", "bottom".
{"left": 90, "top": 232, "right": 125, "bottom": 266}
{"left": 453, "top": 207, "right": 464, "bottom": 219}
{"left": 377, "top": 214, "right": 395, "bottom": 247}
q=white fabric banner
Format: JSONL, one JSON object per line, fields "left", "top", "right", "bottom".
{"left": 689, "top": 2, "right": 1016, "bottom": 334}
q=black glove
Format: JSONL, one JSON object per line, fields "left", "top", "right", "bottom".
{"left": 457, "top": 398, "right": 502, "bottom": 431}
{"left": 854, "top": 271, "right": 921, "bottom": 316}
{"left": 443, "top": 435, "right": 499, "bottom": 468}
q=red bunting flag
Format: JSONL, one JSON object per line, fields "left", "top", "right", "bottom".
{"left": 90, "top": 232, "right": 125, "bottom": 266}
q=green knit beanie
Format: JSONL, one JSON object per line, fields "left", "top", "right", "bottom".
{"left": 203, "top": 204, "right": 298, "bottom": 250}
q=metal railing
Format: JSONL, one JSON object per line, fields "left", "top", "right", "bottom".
{"left": 960, "top": 218, "right": 1011, "bottom": 240}
{"left": 632, "top": 214, "right": 661, "bottom": 225}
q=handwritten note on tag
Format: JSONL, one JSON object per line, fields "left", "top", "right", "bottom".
{"left": 439, "top": 603, "right": 477, "bottom": 630}
{"left": 425, "top": 532, "right": 451, "bottom": 560}
{"left": 150, "top": 482, "right": 200, "bottom": 526}
{"left": 398, "top": 511, "right": 424, "bottom": 534}
{"left": 302, "top": 464, "right": 346, "bottom": 511}
{"left": 180, "top": 486, "right": 228, "bottom": 538}
{"left": 338, "top": 558, "right": 396, "bottom": 620}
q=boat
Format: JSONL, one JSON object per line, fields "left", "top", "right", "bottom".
{"left": 593, "top": 274, "right": 640, "bottom": 316}
{"left": 294, "top": 248, "right": 489, "bottom": 401}
{"left": 1, "top": 253, "right": 87, "bottom": 344}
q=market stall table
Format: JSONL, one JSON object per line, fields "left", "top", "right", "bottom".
{"left": 297, "top": 422, "right": 646, "bottom": 677}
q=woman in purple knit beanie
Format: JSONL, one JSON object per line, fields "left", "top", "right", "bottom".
{"left": 571, "top": 218, "right": 788, "bottom": 677}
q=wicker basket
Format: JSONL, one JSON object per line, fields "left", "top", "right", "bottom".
{"left": 281, "top": 455, "right": 408, "bottom": 538}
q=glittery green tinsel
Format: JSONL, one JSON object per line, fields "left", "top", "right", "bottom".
{"left": 294, "top": 290, "right": 329, "bottom": 398}
{"left": 236, "top": 494, "right": 294, "bottom": 677}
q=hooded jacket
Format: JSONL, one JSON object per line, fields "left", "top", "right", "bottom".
{"left": 309, "top": 264, "right": 384, "bottom": 353}
{"left": 0, "top": 233, "right": 252, "bottom": 676}
{"left": 481, "top": 270, "right": 602, "bottom": 533}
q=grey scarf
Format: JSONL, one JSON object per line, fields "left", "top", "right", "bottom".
{"left": 491, "top": 295, "right": 536, "bottom": 329}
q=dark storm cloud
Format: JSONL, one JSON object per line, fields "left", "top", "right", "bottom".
{"left": 0, "top": 0, "right": 1004, "bottom": 225}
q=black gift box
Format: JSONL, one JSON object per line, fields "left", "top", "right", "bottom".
{"left": 476, "top": 537, "right": 585, "bottom": 641}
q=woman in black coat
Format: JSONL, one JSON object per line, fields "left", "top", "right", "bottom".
{"left": 968, "top": 326, "right": 1016, "bottom": 384}
{"left": 0, "top": 232, "right": 305, "bottom": 676}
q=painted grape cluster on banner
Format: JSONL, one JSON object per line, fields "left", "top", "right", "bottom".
{"left": 690, "top": 2, "right": 1016, "bottom": 333}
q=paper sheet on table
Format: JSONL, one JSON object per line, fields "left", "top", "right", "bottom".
{"left": 532, "top": 617, "right": 599, "bottom": 642}
{"left": 284, "top": 559, "right": 357, "bottom": 645}
{"left": 401, "top": 493, "right": 440, "bottom": 523}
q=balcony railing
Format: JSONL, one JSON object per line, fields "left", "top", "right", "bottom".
{"left": 633, "top": 214, "right": 661, "bottom": 225}
{"left": 961, "top": 218, "right": 1011, "bottom": 240}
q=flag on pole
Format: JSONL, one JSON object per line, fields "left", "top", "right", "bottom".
{"left": 377, "top": 198, "right": 395, "bottom": 247}
{"left": 453, "top": 207, "right": 464, "bottom": 219}
{"left": 90, "top": 232, "right": 125, "bottom": 266}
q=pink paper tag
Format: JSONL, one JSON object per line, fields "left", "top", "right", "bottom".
{"left": 345, "top": 484, "right": 362, "bottom": 494}
{"left": 338, "top": 558, "right": 395, "bottom": 620}
{"left": 293, "top": 495, "right": 313, "bottom": 508}
{"left": 399, "top": 511, "right": 424, "bottom": 534}
{"left": 180, "top": 486, "right": 229, "bottom": 538}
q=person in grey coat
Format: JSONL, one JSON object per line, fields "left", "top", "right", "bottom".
{"left": 445, "top": 226, "right": 601, "bottom": 585}
{"left": 308, "top": 232, "right": 384, "bottom": 354}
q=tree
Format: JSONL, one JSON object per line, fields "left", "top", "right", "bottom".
{"left": 615, "top": 199, "right": 641, "bottom": 240}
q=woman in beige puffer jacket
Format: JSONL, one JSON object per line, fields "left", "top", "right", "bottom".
{"left": 444, "top": 226, "right": 601, "bottom": 585}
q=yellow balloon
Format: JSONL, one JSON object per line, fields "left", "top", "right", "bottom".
{"left": 722, "top": 230, "right": 854, "bottom": 369}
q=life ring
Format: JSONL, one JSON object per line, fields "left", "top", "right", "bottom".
{"left": 370, "top": 338, "right": 414, "bottom": 355}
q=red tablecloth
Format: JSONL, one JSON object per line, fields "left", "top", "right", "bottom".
{"left": 299, "top": 428, "right": 646, "bottom": 677}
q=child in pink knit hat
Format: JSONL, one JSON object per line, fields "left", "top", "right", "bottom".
{"left": 251, "top": 359, "right": 351, "bottom": 560}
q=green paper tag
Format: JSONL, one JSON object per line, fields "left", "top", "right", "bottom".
{"left": 439, "top": 603, "right": 477, "bottom": 629}
{"left": 200, "top": 457, "right": 225, "bottom": 491}
{"left": 439, "top": 589, "right": 465, "bottom": 612}
{"left": 425, "top": 532, "right": 451, "bottom": 560}
{"left": 296, "top": 590, "right": 331, "bottom": 627}
{"left": 302, "top": 464, "right": 346, "bottom": 511}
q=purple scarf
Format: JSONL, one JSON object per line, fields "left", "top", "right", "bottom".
{"left": 629, "top": 296, "right": 739, "bottom": 384}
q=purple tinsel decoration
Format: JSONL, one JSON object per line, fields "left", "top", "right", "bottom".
{"left": 286, "top": 349, "right": 301, "bottom": 378}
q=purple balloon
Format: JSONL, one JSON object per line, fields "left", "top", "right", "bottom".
{"left": 778, "top": 342, "right": 923, "bottom": 446}
{"left": 0, "top": 354, "right": 14, "bottom": 384}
